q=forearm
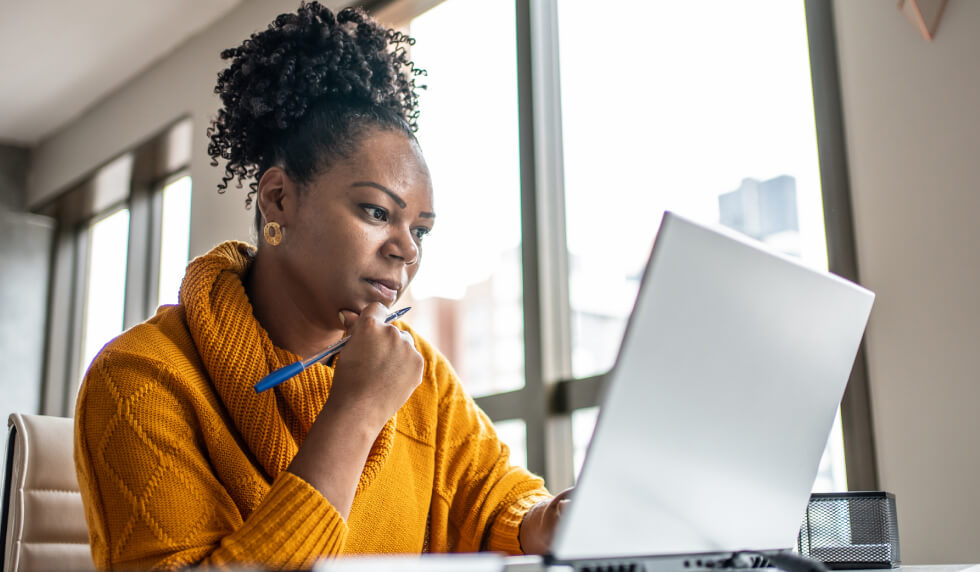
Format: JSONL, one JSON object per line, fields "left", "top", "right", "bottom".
{"left": 197, "top": 471, "right": 349, "bottom": 569}
{"left": 515, "top": 487, "right": 572, "bottom": 555}
{"left": 91, "top": 472, "right": 350, "bottom": 570}
{"left": 485, "top": 481, "right": 552, "bottom": 554}
{"left": 287, "top": 306, "right": 423, "bottom": 519}
{"left": 287, "top": 398, "right": 381, "bottom": 519}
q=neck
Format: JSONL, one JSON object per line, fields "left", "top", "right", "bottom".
{"left": 246, "top": 248, "right": 345, "bottom": 358}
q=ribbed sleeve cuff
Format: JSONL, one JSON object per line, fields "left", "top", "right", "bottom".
{"left": 209, "top": 471, "right": 348, "bottom": 569}
{"left": 486, "top": 491, "right": 552, "bottom": 555}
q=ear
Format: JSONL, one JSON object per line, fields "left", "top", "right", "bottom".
{"left": 256, "top": 167, "right": 298, "bottom": 226}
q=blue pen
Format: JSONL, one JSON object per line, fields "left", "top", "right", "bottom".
{"left": 253, "top": 306, "right": 411, "bottom": 393}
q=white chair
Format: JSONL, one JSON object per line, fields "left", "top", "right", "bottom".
{"left": 1, "top": 413, "right": 94, "bottom": 572}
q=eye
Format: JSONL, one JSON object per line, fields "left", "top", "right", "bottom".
{"left": 413, "top": 227, "right": 432, "bottom": 242}
{"left": 361, "top": 205, "right": 389, "bottom": 222}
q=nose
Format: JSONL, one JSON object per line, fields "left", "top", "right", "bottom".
{"left": 382, "top": 224, "right": 420, "bottom": 265}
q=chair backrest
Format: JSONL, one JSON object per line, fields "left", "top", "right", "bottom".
{"left": 1, "top": 413, "right": 94, "bottom": 572}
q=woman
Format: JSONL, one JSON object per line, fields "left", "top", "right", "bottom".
{"left": 73, "top": 3, "right": 567, "bottom": 570}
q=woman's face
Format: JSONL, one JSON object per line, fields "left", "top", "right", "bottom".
{"left": 262, "top": 127, "right": 435, "bottom": 331}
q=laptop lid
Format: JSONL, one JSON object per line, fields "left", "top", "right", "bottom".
{"left": 551, "top": 212, "right": 874, "bottom": 562}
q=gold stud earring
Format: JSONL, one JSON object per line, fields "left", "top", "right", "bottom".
{"left": 263, "top": 221, "right": 283, "bottom": 246}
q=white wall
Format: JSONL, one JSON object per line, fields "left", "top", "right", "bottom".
{"left": 833, "top": 0, "right": 980, "bottom": 564}
{"left": 28, "top": 0, "right": 353, "bottom": 258}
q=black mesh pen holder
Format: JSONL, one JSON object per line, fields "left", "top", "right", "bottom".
{"left": 797, "top": 492, "right": 900, "bottom": 569}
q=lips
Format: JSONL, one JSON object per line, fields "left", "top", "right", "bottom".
{"left": 365, "top": 278, "right": 401, "bottom": 303}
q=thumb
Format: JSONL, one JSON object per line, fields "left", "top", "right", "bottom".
{"left": 553, "top": 487, "right": 574, "bottom": 502}
{"left": 338, "top": 310, "right": 359, "bottom": 332}
{"left": 339, "top": 303, "right": 387, "bottom": 333}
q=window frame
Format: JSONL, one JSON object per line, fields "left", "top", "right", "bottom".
{"left": 804, "top": 0, "right": 878, "bottom": 491}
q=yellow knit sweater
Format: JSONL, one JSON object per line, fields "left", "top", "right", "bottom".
{"left": 73, "top": 241, "right": 550, "bottom": 570}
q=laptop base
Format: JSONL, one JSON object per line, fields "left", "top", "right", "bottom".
{"left": 543, "top": 550, "right": 775, "bottom": 572}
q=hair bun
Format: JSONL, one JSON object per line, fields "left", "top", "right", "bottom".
{"left": 207, "top": 2, "right": 424, "bottom": 202}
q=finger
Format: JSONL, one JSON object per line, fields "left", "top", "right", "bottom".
{"left": 346, "top": 303, "right": 388, "bottom": 332}
{"left": 338, "top": 309, "right": 359, "bottom": 331}
{"left": 361, "top": 302, "right": 389, "bottom": 323}
{"left": 556, "top": 498, "right": 571, "bottom": 516}
{"left": 552, "top": 487, "right": 574, "bottom": 502}
{"left": 398, "top": 329, "right": 415, "bottom": 345}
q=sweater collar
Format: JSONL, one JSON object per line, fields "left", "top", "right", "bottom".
{"left": 179, "top": 241, "right": 395, "bottom": 487}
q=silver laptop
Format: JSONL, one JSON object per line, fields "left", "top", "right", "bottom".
{"left": 547, "top": 212, "right": 874, "bottom": 571}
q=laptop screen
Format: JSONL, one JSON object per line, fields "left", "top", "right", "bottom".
{"left": 551, "top": 212, "right": 874, "bottom": 562}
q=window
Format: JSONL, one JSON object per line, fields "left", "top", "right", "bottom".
{"left": 571, "top": 406, "right": 598, "bottom": 478}
{"left": 386, "top": 0, "right": 526, "bottom": 399}
{"left": 371, "top": 0, "right": 864, "bottom": 492}
{"left": 560, "top": 0, "right": 827, "bottom": 378}
{"left": 72, "top": 171, "right": 191, "bottom": 389}
{"left": 78, "top": 207, "right": 131, "bottom": 378}
{"left": 494, "top": 418, "right": 529, "bottom": 468}
{"left": 157, "top": 175, "right": 193, "bottom": 307}
{"left": 557, "top": 0, "right": 845, "bottom": 492}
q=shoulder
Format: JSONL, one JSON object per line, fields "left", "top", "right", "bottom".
{"left": 78, "top": 305, "right": 205, "bottom": 415}
{"left": 90, "top": 304, "right": 199, "bottom": 373}
{"left": 75, "top": 305, "right": 222, "bottom": 462}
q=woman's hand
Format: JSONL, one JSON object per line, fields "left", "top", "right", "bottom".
{"left": 329, "top": 303, "right": 424, "bottom": 431}
{"left": 287, "top": 302, "right": 423, "bottom": 518}
{"left": 519, "top": 488, "right": 573, "bottom": 554}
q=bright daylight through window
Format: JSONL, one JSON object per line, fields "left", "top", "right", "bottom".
{"left": 377, "top": 0, "right": 847, "bottom": 491}
{"left": 399, "top": 0, "right": 526, "bottom": 402}
{"left": 79, "top": 208, "right": 130, "bottom": 382}
{"left": 158, "top": 175, "right": 193, "bottom": 307}
{"left": 76, "top": 174, "right": 193, "bottom": 390}
{"left": 558, "top": 0, "right": 845, "bottom": 490}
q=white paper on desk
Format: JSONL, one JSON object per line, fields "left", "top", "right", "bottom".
{"left": 314, "top": 553, "right": 504, "bottom": 572}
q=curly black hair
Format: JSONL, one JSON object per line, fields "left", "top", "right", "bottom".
{"left": 207, "top": 2, "right": 426, "bottom": 210}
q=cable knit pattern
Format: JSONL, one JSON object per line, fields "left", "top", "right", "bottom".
{"left": 73, "top": 241, "right": 550, "bottom": 570}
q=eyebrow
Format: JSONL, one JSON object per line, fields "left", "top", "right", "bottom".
{"left": 352, "top": 181, "right": 436, "bottom": 219}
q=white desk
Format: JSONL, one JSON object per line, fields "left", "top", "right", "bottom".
{"left": 888, "top": 567, "right": 980, "bottom": 572}
{"left": 317, "top": 557, "right": 980, "bottom": 572}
